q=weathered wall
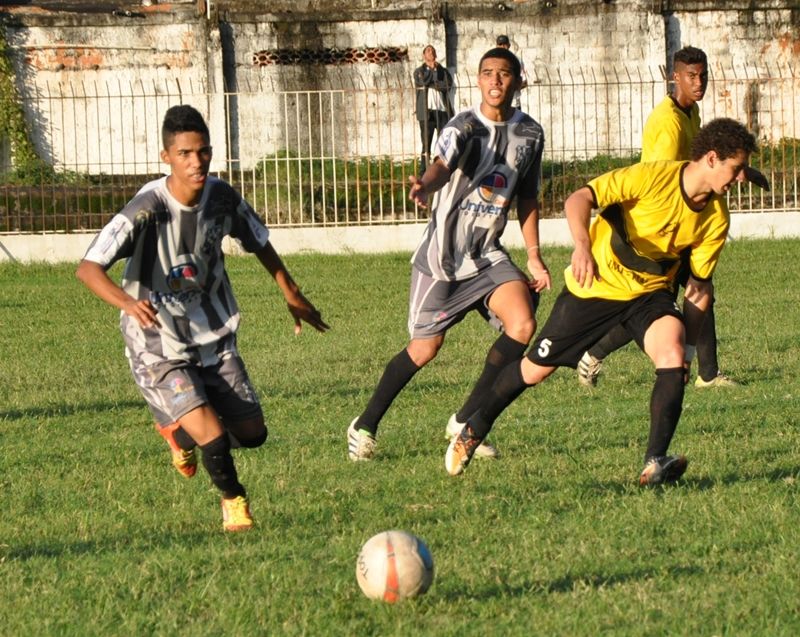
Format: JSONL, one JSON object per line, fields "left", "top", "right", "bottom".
{"left": 2, "top": 0, "right": 799, "bottom": 172}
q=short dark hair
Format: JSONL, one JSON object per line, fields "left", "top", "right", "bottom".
{"left": 162, "top": 104, "right": 209, "bottom": 150}
{"left": 690, "top": 118, "right": 757, "bottom": 161}
{"left": 479, "top": 47, "right": 521, "bottom": 80}
{"left": 673, "top": 46, "right": 707, "bottom": 68}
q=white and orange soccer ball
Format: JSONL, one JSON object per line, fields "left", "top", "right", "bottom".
{"left": 355, "top": 530, "right": 434, "bottom": 602}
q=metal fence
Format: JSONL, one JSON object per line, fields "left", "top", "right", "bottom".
{"left": 1, "top": 63, "right": 798, "bottom": 234}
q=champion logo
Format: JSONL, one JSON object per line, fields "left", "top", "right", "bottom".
{"left": 478, "top": 172, "right": 508, "bottom": 202}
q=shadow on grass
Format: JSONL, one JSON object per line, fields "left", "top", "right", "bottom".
{"left": 439, "top": 564, "right": 703, "bottom": 600}
{"left": 0, "top": 399, "right": 144, "bottom": 421}
{"left": 681, "top": 465, "right": 800, "bottom": 490}
{"left": 1, "top": 529, "right": 224, "bottom": 562}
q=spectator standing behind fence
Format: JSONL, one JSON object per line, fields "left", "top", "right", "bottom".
{"left": 576, "top": 46, "right": 742, "bottom": 390}
{"left": 414, "top": 45, "right": 454, "bottom": 171}
{"left": 76, "top": 104, "right": 329, "bottom": 533}
{"left": 495, "top": 35, "right": 528, "bottom": 109}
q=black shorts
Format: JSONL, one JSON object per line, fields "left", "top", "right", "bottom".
{"left": 526, "top": 287, "right": 683, "bottom": 368}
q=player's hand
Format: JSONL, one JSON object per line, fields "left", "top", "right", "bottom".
{"left": 286, "top": 293, "right": 330, "bottom": 335}
{"left": 122, "top": 298, "right": 161, "bottom": 329}
{"left": 408, "top": 176, "right": 429, "bottom": 208}
{"left": 527, "top": 254, "right": 551, "bottom": 292}
{"left": 570, "top": 244, "right": 599, "bottom": 289}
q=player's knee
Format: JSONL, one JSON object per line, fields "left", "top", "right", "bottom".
{"left": 505, "top": 317, "right": 536, "bottom": 343}
{"left": 238, "top": 424, "right": 268, "bottom": 448}
{"left": 652, "top": 341, "right": 684, "bottom": 368}
{"left": 407, "top": 340, "right": 442, "bottom": 366}
{"left": 227, "top": 414, "right": 268, "bottom": 448}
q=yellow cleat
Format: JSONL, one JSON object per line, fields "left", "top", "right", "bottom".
{"left": 694, "top": 372, "right": 739, "bottom": 388}
{"left": 222, "top": 495, "right": 254, "bottom": 532}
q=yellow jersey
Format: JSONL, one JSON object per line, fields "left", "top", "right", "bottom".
{"left": 564, "top": 161, "right": 729, "bottom": 301}
{"left": 640, "top": 96, "right": 701, "bottom": 162}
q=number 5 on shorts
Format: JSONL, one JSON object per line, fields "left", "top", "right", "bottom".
{"left": 537, "top": 338, "right": 552, "bottom": 358}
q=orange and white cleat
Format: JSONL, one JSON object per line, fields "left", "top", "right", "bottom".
{"left": 155, "top": 422, "right": 197, "bottom": 479}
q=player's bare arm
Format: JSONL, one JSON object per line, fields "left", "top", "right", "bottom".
{"left": 76, "top": 259, "right": 161, "bottom": 328}
{"left": 255, "top": 242, "right": 330, "bottom": 335}
{"left": 517, "top": 196, "right": 551, "bottom": 292}
{"left": 564, "top": 186, "right": 599, "bottom": 288}
{"left": 408, "top": 159, "right": 452, "bottom": 208}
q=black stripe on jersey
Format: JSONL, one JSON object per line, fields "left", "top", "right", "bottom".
{"left": 177, "top": 209, "right": 198, "bottom": 257}
{"left": 599, "top": 203, "right": 679, "bottom": 276}
{"left": 493, "top": 125, "right": 508, "bottom": 167}
{"left": 173, "top": 315, "right": 193, "bottom": 346}
{"left": 139, "top": 218, "right": 160, "bottom": 292}
{"left": 459, "top": 126, "right": 488, "bottom": 180}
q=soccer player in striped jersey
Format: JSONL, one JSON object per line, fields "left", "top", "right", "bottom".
{"left": 347, "top": 47, "right": 551, "bottom": 462}
{"left": 77, "top": 104, "right": 329, "bottom": 531}
{"left": 446, "top": 118, "right": 757, "bottom": 484}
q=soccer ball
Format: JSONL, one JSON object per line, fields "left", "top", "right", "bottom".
{"left": 356, "top": 530, "right": 434, "bottom": 602}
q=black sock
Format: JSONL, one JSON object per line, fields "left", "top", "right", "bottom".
{"left": 645, "top": 367, "right": 685, "bottom": 461}
{"left": 174, "top": 427, "right": 196, "bottom": 451}
{"left": 588, "top": 323, "right": 633, "bottom": 360}
{"left": 469, "top": 361, "right": 530, "bottom": 439}
{"left": 200, "top": 434, "right": 246, "bottom": 499}
{"left": 697, "top": 301, "right": 720, "bottom": 381}
{"left": 356, "top": 349, "right": 421, "bottom": 435}
{"left": 455, "top": 333, "right": 528, "bottom": 423}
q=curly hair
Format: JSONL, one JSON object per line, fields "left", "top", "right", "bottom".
{"left": 690, "top": 118, "right": 757, "bottom": 161}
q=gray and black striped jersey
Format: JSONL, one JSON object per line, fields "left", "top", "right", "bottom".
{"left": 412, "top": 106, "right": 545, "bottom": 281}
{"left": 82, "top": 176, "right": 269, "bottom": 366}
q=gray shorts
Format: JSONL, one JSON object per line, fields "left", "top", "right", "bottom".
{"left": 407, "top": 260, "right": 534, "bottom": 338}
{"left": 130, "top": 353, "right": 262, "bottom": 426}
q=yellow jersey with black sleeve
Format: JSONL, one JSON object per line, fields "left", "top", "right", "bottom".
{"left": 564, "top": 160, "right": 730, "bottom": 301}
{"left": 640, "top": 96, "right": 701, "bottom": 162}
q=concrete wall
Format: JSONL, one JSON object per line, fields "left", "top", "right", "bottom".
{"left": 2, "top": 211, "right": 798, "bottom": 264}
{"left": 2, "top": 1, "right": 799, "bottom": 173}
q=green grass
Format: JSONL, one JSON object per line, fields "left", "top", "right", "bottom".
{"left": 1, "top": 239, "right": 799, "bottom": 636}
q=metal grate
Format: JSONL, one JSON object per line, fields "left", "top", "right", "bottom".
{"left": 1, "top": 64, "right": 798, "bottom": 234}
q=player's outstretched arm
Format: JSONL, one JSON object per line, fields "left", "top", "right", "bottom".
{"left": 564, "top": 186, "right": 600, "bottom": 289}
{"left": 75, "top": 259, "right": 160, "bottom": 328}
{"left": 408, "top": 158, "right": 451, "bottom": 209}
{"left": 254, "top": 241, "right": 330, "bottom": 335}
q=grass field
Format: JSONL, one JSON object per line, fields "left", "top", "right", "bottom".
{"left": 1, "top": 238, "right": 799, "bottom": 636}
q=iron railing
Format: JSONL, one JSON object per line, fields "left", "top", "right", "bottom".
{"left": 1, "top": 64, "right": 798, "bottom": 234}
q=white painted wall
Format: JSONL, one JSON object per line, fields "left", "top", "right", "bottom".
{"left": 5, "top": 2, "right": 800, "bottom": 174}
{"left": 2, "top": 212, "right": 797, "bottom": 264}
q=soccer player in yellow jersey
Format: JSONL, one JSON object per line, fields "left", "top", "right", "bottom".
{"left": 445, "top": 118, "right": 757, "bottom": 485}
{"left": 578, "top": 46, "right": 740, "bottom": 389}
{"left": 640, "top": 46, "right": 705, "bottom": 163}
